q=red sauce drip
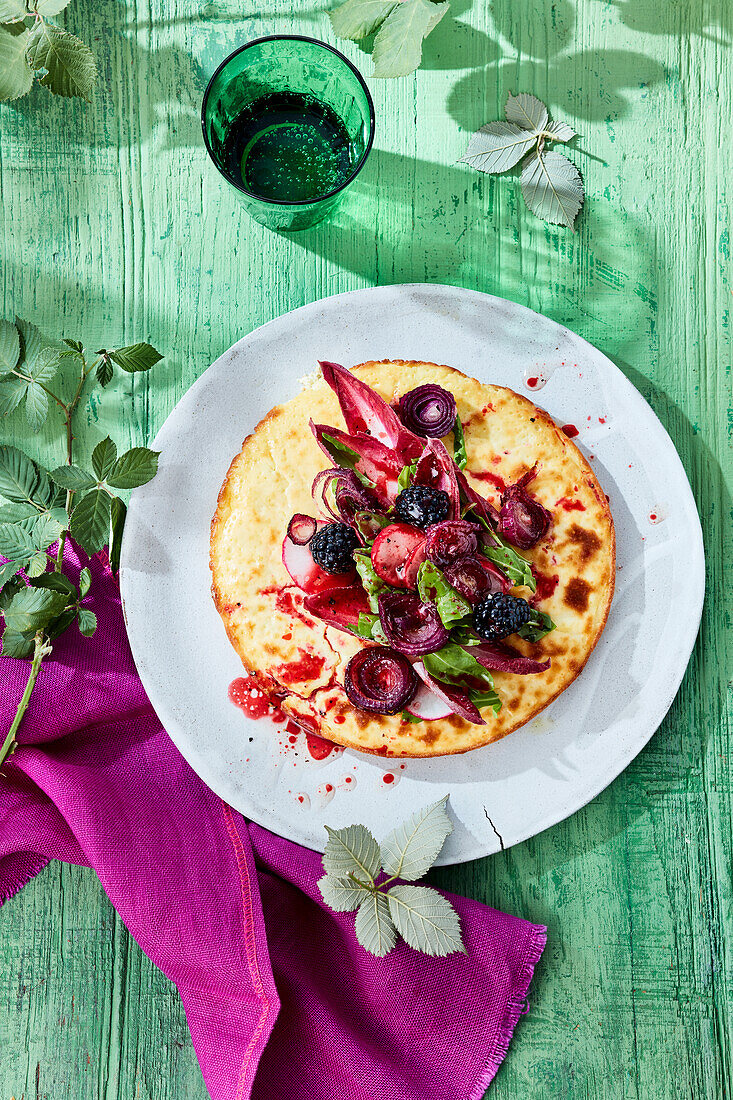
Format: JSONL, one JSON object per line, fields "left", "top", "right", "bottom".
{"left": 229, "top": 674, "right": 286, "bottom": 722}
{"left": 649, "top": 512, "right": 657, "bottom": 522}
{"left": 382, "top": 773, "right": 395, "bottom": 785}
{"left": 532, "top": 569, "right": 560, "bottom": 603}
{"left": 472, "top": 470, "right": 506, "bottom": 492}
{"left": 556, "top": 496, "right": 586, "bottom": 512}
{"left": 325, "top": 783, "right": 334, "bottom": 793}
{"left": 276, "top": 651, "right": 326, "bottom": 686}
{"left": 306, "top": 732, "right": 336, "bottom": 760}
{"left": 260, "top": 585, "right": 316, "bottom": 628}
{"left": 334, "top": 715, "right": 346, "bottom": 725}
{"left": 526, "top": 376, "right": 539, "bottom": 388}
{"left": 598, "top": 417, "right": 606, "bottom": 424}
{"left": 561, "top": 424, "right": 579, "bottom": 439}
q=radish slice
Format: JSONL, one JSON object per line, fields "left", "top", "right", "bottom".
{"left": 282, "top": 534, "right": 354, "bottom": 595}
{"left": 371, "top": 524, "right": 426, "bottom": 587}
{"left": 405, "top": 679, "right": 454, "bottom": 720}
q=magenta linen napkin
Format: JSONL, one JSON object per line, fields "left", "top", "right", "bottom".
{"left": 0, "top": 551, "right": 546, "bottom": 1100}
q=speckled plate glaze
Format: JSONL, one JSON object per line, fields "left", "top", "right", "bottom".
{"left": 120, "top": 285, "right": 704, "bottom": 864}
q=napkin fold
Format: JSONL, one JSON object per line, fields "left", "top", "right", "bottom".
{"left": 0, "top": 551, "right": 545, "bottom": 1100}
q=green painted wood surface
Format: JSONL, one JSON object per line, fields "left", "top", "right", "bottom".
{"left": 1, "top": 0, "right": 731, "bottom": 1096}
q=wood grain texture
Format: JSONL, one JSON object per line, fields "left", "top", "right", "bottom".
{"left": 1, "top": 0, "right": 731, "bottom": 1097}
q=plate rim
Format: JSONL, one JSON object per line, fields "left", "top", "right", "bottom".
{"left": 120, "top": 283, "right": 705, "bottom": 864}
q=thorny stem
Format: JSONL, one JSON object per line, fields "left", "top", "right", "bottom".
{"left": 54, "top": 351, "right": 93, "bottom": 573}
{"left": 0, "top": 633, "right": 50, "bottom": 771}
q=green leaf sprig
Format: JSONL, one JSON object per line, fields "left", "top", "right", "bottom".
{"left": 318, "top": 796, "right": 465, "bottom": 957}
{"left": 329, "top": 0, "right": 450, "bottom": 79}
{"left": 460, "top": 93, "right": 585, "bottom": 230}
{"left": 0, "top": 0, "right": 97, "bottom": 104}
{"left": 0, "top": 316, "right": 162, "bottom": 768}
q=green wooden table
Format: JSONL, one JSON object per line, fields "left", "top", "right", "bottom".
{"left": 1, "top": 1, "right": 731, "bottom": 1096}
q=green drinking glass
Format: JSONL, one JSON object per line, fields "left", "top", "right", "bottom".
{"left": 201, "top": 36, "right": 375, "bottom": 232}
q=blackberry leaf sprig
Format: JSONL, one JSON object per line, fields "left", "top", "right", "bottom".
{"left": 329, "top": 0, "right": 450, "bottom": 79}
{"left": 318, "top": 796, "right": 466, "bottom": 957}
{"left": 0, "top": 0, "right": 97, "bottom": 103}
{"left": 460, "top": 93, "right": 585, "bottom": 230}
{"left": 0, "top": 316, "right": 162, "bottom": 768}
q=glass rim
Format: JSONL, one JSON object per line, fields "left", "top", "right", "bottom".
{"left": 200, "top": 34, "right": 376, "bottom": 208}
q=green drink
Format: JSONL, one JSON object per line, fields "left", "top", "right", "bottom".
{"left": 202, "top": 37, "right": 375, "bottom": 232}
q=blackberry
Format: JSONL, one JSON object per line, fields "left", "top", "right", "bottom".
{"left": 473, "top": 593, "right": 531, "bottom": 640}
{"left": 395, "top": 486, "right": 450, "bottom": 529}
{"left": 309, "top": 522, "right": 359, "bottom": 574}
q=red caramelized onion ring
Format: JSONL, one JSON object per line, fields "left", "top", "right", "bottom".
{"left": 498, "top": 467, "right": 552, "bottom": 549}
{"left": 425, "top": 520, "right": 479, "bottom": 567}
{"left": 344, "top": 646, "right": 418, "bottom": 714}
{"left": 377, "top": 591, "right": 449, "bottom": 657}
{"left": 287, "top": 513, "right": 318, "bottom": 546}
{"left": 311, "top": 468, "right": 376, "bottom": 526}
{"left": 397, "top": 384, "right": 457, "bottom": 438}
{"left": 443, "top": 557, "right": 497, "bottom": 603}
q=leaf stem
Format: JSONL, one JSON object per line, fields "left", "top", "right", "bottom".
{"left": 0, "top": 633, "right": 48, "bottom": 771}
{"left": 53, "top": 352, "right": 92, "bottom": 573}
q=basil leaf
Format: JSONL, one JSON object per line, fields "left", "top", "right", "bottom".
{"left": 422, "top": 642, "right": 495, "bottom": 692}
{"left": 466, "top": 684, "right": 501, "bottom": 714}
{"left": 480, "top": 529, "right": 536, "bottom": 592}
{"left": 417, "top": 561, "right": 471, "bottom": 627}
{"left": 354, "top": 549, "right": 388, "bottom": 613}
{"left": 452, "top": 416, "right": 467, "bottom": 470}
{"left": 517, "top": 608, "right": 556, "bottom": 642}
{"left": 109, "top": 342, "right": 162, "bottom": 373}
{"left": 397, "top": 461, "right": 417, "bottom": 492}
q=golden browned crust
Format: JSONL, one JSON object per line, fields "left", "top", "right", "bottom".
{"left": 210, "top": 360, "right": 615, "bottom": 757}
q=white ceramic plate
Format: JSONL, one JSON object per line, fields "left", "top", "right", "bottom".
{"left": 120, "top": 285, "right": 704, "bottom": 864}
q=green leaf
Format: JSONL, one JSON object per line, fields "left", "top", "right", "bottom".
{"left": 77, "top": 608, "right": 97, "bottom": 637}
{"left": 92, "top": 436, "right": 117, "bottom": 481}
{"left": 26, "top": 23, "right": 97, "bottom": 101}
{"left": 423, "top": 641, "right": 496, "bottom": 693}
{"left": 45, "top": 605, "right": 76, "bottom": 641}
{"left": 95, "top": 354, "right": 113, "bottom": 387}
{"left": 3, "top": 585, "right": 69, "bottom": 634}
{"left": 1, "top": 626, "right": 35, "bottom": 659}
{"left": 459, "top": 122, "right": 537, "bottom": 175}
{"left": 69, "top": 489, "right": 111, "bottom": 555}
{"left": 0, "top": 0, "right": 27, "bottom": 19}
{"left": 318, "top": 874, "right": 368, "bottom": 912}
{"left": 452, "top": 416, "right": 467, "bottom": 470}
{"left": 544, "top": 119, "right": 577, "bottom": 142}
{"left": 387, "top": 884, "right": 465, "bottom": 956}
{"left": 0, "top": 319, "right": 20, "bottom": 370}
{"left": 0, "top": 24, "right": 33, "bottom": 102}
{"left": 505, "top": 91, "right": 548, "bottom": 132}
{"left": 34, "top": 0, "right": 74, "bottom": 14}
{"left": 31, "top": 512, "right": 64, "bottom": 550}
{"left": 63, "top": 338, "right": 84, "bottom": 353}
{"left": 397, "top": 461, "right": 417, "bottom": 492}
{"left": 416, "top": 561, "right": 471, "bottom": 627}
{"left": 0, "top": 445, "right": 40, "bottom": 503}
{"left": 49, "top": 464, "right": 96, "bottom": 492}
{"left": 78, "top": 566, "right": 91, "bottom": 598}
{"left": 106, "top": 447, "right": 159, "bottom": 490}
{"left": 29, "top": 346, "right": 62, "bottom": 384}
{"left": 0, "top": 374, "right": 28, "bottom": 417}
{"left": 30, "top": 571, "right": 77, "bottom": 598}
{"left": 355, "top": 891, "right": 398, "bottom": 956}
{"left": 380, "top": 796, "right": 452, "bottom": 881}
{"left": 401, "top": 710, "right": 423, "bottom": 724}
{"left": 352, "top": 611, "right": 379, "bottom": 640}
{"left": 517, "top": 608, "right": 555, "bottom": 642}
{"left": 0, "top": 522, "right": 37, "bottom": 560}
{"left": 15, "top": 317, "right": 45, "bottom": 367}
{"left": 372, "top": 0, "right": 449, "bottom": 79}
{"left": 319, "top": 433, "right": 374, "bottom": 487}
{"left": 0, "top": 502, "right": 36, "bottom": 523}
{"left": 0, "top": 560, "right": 24, "bottom": 590}
{"left": 108, "top": 495, "right": 126, "bottom": 574}
{"left": 323, "top": 823, "right": 381, "bottom": 883}
{"left": 24, "top": 381, "right": 48, "bottom": 432}
{"left": 480, "top": 529, "right": 536, "bottom": 591}
{"left": 330, "top": 0, "right": 398, "bottom": 39}
{"left": 353, "top": 549, "right": 388, "bottom": 613}
{"left": 109, "top": 342, "right": 163, "bottom": 373}
{"left": 520, "top": 149, "right": 584, "bottom": 230}
{"left": 26, "top": 551, "right": 48, "bottom": 578}
{"left": 354, "top": 511, "right": 389, "bottom": 546}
